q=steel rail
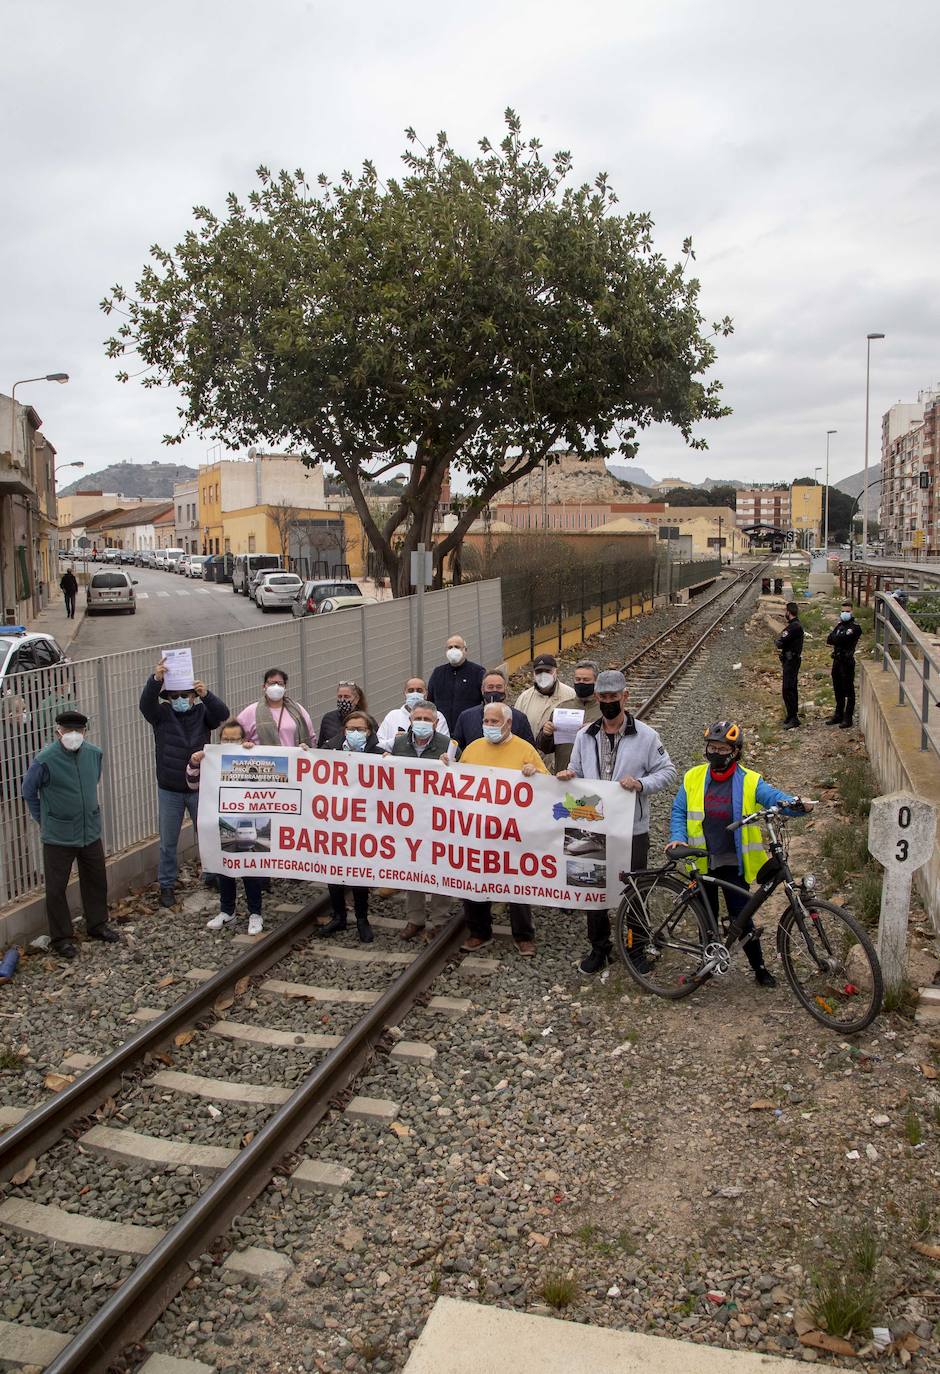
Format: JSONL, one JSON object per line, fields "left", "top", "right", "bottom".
{"left": 635, "top": 561, "right": 767, "bottom": 718}
{"left": 0, "top": 893, "right": 332, "bottom": 1182}
{"left": 43, "top": 910, "right": 468, "bottom": 1374}
{"left": 621, "top": 559, "right": 767, "bottom": 674}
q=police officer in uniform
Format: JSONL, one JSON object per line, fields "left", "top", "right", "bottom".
{"left": 775, "top": 601, "right": 804, "bottom": 730}
{"left": 826, "top": 601, "right": 863, "bottom": 729}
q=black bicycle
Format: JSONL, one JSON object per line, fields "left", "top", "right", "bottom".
{"left": 614, "top": 806, "right": 883, "bottom": 1033}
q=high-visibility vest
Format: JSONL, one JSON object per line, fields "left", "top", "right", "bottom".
{"left": 683, "top": 764, "right": 767, "bottom": 883}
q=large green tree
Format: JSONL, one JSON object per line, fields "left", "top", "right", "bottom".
{"left": 103, "top": 111, "right": 732, "bottom": 595}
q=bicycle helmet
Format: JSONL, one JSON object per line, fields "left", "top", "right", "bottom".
{"left": 703, "top": 720, "right": 743, "bottom": 763}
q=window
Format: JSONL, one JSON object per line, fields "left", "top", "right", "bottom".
{"left": 248, "top": 535, "right": 256, "bottom": 553}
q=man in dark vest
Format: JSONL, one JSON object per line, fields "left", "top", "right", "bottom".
{"left": 775, "top": 602, "right": 804, "bottom": 729}
{"left": 21, "top": 710, "right": 120, "bottom": 959}
{"left": 826, "top": 601, "right": 863, "bottom": 728}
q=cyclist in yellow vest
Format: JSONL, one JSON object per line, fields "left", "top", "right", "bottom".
{"left": 667, "top": 721, "right": 806, "bottom": 987}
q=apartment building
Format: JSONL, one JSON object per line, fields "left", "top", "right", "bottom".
{"left": 734, "top": 487, "right": 790, "bottom": 535}
{"left": 174, "top": 478, "right": 200, "bottom": 553}
{"left": 198, "top": 451, "right": 326, "bottom": 554}
{"left": 881, "top": 387, "right": 940, "bottom": 555}
{"left": 0, "top": 393, "right": 59, "bottom": 620}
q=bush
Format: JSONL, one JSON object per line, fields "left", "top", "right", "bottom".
{"left": 834, "top": 758, "right": 874, "bottom": 818}
{"left": 809, "top": 1227, "right": 883, "bottom": 1339}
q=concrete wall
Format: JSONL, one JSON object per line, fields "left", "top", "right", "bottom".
{"left": 859, "top": 660, "right": 940, "bottom": 934}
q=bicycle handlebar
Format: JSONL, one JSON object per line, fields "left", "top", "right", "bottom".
{"left": 726, "top": 799, "right": 816, "bottom": 832}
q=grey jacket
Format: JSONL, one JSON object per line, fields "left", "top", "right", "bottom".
{"left": 567, "top": 715, "right": 676, "bottom": 834}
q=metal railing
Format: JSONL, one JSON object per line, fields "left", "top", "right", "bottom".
{"left": 873, "top": 591, "right": 940, "bottom": 759}
{"left": 0, "top": 579, "right": 503, "bottom": 908}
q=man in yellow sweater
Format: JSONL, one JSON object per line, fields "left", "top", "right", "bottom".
{"left": 459, "top": 702, "right": 547, "bottom": 957}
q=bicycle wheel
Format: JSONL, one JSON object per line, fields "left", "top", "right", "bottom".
{"left": 614, "top": 871, "right": 713, "bottom": 999}
{"left": 778, "top": 898, "right": 883, "bottom": 1033}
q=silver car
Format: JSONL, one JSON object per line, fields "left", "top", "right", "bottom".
{"left": 255, "top": 572, "right": 303, "bottom": 612}
{"left": 87, "top": 570, "right": 137, "bottom": 615}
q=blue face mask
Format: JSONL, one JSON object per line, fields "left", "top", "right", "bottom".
{"left": 171, "top": 697, "right": 193, "bottom": 713}
{"left": 482, "top": 725, "right": 504, "bottom": 744}
{"left": 411, "top": 719, "right": 434, "bottom": 739}
{"left": 345, "top": 729, "right": 367, "bottom": 751}
{"left": 840, "top": 611, "right": 852, "bottom": 622}
{"left": 405, "top": 691, "right": 424, "bottom": 710}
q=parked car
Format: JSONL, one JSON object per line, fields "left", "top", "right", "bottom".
{"left": 255, "top": 571, "right": 304, "bottom": 612}
{"left": 0, "top": 629, "right": 68, "bottom": 696}
{"left": 290, "top": 579, "right": 365, "bottom": 617}
{"left": 101, "top": 548, "right": 122, "bottom": 565}
{"left": 87, "top": 569, "right": 137, "bottom": 615}
{"left": 232, "top": 552, "right": 282, "bottom": 595}
{"left": 185, "top": 555, "right": 209, "bottom": 579}
{"left": 317, "top": 595, "right": 373, "bottom": 614}
{"left": 119, "top": 550, "right": 136, "bottom": 565}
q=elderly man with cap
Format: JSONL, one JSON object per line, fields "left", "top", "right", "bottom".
{"left": 21, "top": 710, "right": 119, "bottom": 958}
{"left": 558, "top": 669, "right": 676, "bottom": 974}
{"left": 536, "top": 658, "right": 602, "bottom": 773}
{"left": 139, "top": 657, "right": 229, "bottom": 908}
{"left": 514, "top": 654, "right": 577, "bottom": 769}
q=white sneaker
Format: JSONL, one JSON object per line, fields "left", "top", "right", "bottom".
{"left": 206, "top": 911, "right": 237, "bottom": 931}
{"left": 247, "top": 914, "right": 264, "bottom": 937}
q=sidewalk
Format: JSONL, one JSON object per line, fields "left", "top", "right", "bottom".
{"left": 23, "top": 595, "right": 85, "bottom": 654}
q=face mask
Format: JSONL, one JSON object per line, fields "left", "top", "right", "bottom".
{"left": 534, "top": 672, "right": 556, "bottom": 692}
{"left": 706, "top": 747, "right": 733, "bottom": 768}
{"left": 598, "top": 700, "right": 622, "bottom": 720}
{"left": 405, "top": 691, "right": 424, "bottom": 710}
{"left": 411, "top": 720, "right": 434, "bottom": 740}
{"left": 574, "top": 682, "right": 595, "bottom": 700}
{"left": 482, "top": 725, "right": 504, "bottom": 744}
{"left": 171, "top": 697, "right": 193, "bottom": 713}
{"left": 840, "top": 611, "right": 852, "bottom": 622}
{"left": 265, "top": 683, "right": 286, "bottom": 702}
{"left": 446, "top": 647, "right": 465, "bottom": 666}
{"left": 345, "top": 729, "right": 367, "bottom": 751}
{"left": 483, "top": 691, "right": 506, "bottom": 704}
{"left": 60, "top": 731, "right": 84, "bottom": 752}
{"left": 336, "top": 698, "right": 354, "bottom": 716}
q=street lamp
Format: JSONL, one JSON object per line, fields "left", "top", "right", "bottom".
{"left": 824, "top": 429, "right": 837, "bottom": 554}
{"left": 5, "top": 373, "right": 70, "bottom": 617}
{"left": 863, "top": 333, "right": 885, "bottom": 559}
{"left": 55, "top": 460, "right": 84, "bottom": 481}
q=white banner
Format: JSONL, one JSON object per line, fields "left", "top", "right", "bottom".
{"left": 197, "top": 746, "right": 635, "bottom": 910}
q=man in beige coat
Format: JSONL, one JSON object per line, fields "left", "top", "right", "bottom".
{"left": 514, "top": 653, "right": 576, "bottom": 770}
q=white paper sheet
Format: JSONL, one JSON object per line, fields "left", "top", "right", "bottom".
{"left": 552, "top": 707, "right": 585, "bottom": 744}
{"left": 161, "top": 647, "right": 195, "bottom": 691}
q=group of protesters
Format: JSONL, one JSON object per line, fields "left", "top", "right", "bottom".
{"left": 21, "top": 626, "right": 810, "bottom": 984}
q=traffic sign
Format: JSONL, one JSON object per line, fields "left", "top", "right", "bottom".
{"left": 869, "top": 793, "right": 936, "bottom": 997}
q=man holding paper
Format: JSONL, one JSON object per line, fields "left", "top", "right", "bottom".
{"left": 558, "top": 669, "right": 675, "bottom": 974}
{"left": 139, "top": 650, "right": 229, "bottom": 907}
{"left": 514, "top": 654, "right": 577, "bottom": 766}
{"left": 537, "top": 658, "right": 602, "bottom": 773}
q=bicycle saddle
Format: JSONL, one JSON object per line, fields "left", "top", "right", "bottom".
{"left": 669, "top": 843, "right": 708, "bottom": 858}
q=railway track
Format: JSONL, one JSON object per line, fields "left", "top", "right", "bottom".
{"left": 0, "top": 558, "right": 772, "bottom": 1373}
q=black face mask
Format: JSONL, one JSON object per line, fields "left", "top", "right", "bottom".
{"left": 598, "top": 700, "right": 622, "bottom": 721}
{"left": 483, "top": 691, "right": 506, "bottom": 704}
{"left": 706, "top": 747, "right": 735, "bottom": 768}
{"left": 336, "top": 699, "right": 354, "bottom": 717}
{"left": 573, "top": 682, "right": 595, "bottom": 700}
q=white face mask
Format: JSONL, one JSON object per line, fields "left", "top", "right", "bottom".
{"left": 534, "top": 671, "right": 556, "bottom": 691}
{"left": 265, "top": 683, "right": 286, "bottom": 702}
{"left": 446, "top": 647, "right": 465, "bottom": 666}
{"left": 60, "top": 731, "right": 84, "bottom": 752}
{"left": 405, "top": 690, "right": 424, "bottom": 710}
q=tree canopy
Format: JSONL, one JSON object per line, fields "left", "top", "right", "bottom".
{"left": 103, "top": 110, "right": 732, "bottom": 595}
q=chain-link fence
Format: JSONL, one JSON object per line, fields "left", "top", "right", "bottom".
{"left": 0, "top": 579, "right": 502, "bottom": 909}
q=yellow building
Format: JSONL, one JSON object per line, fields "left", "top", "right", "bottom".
{"left": 789, "top": 483, "right": 823, "bottom": 547}
{"left": 221, "top": 505, "right": 365, "bottom": 578}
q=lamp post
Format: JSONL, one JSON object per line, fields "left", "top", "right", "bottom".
{"left": 863, "top": 333, "right": 885, "bottom": 559}
{"left": 5, "top": 373, "right": 69, "bottom": 617}
{"left": 824, "top": 429, "right": 837, "bottom": 555}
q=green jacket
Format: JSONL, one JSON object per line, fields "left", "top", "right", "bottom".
{"left": 22, "top": 740, "right": 103, "bottom": 847}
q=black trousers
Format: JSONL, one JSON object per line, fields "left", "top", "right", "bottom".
{"left": 328, "top": 883, "right": 369, "bottom": 922}
{"left": 587, "top": 830, "right": 649, "bottom": 952}
{"left": 781, "top": 657, "right": 800, "bottom": 720}
{"left": 832, "top": 656, "right": 856, "bottom": 723}
{"left": 63, "top": 591, "right": 76, "bottom": 618}
{"left": 43, "top": 839, "right": 108, "bottom": 944}
{"left": 700, "top": 864, "right": 766, "bottom": 972}
{"left": 464, "top": 900, "right": 534, "bottom": 942}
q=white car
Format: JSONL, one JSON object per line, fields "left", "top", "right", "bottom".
{"left": 0, "top": 629, "right": 68, "bottom": 696}
{"left": 255, "top": 572, "right": 303, "bottom": 612}
{"left": 186, "top": 555, "right": 209, "bottom": 579}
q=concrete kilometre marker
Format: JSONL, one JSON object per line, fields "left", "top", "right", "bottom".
{"left": 868, "top": 792, "right": 936, "bottom": 998}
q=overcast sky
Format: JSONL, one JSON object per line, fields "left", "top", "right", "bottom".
{"left": 4, "top": 0, "right": 938, "bottom": 491}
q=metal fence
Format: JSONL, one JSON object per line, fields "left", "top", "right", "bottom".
{"left": 872, "top": 591, "right": 940, "bottom": 760}
{"left": 0, "top": 580, "right": 503, "bottom": 908}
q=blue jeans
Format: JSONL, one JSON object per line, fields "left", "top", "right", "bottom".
{"left": 158, "top": 787, "right": 199, "bottom": 888}
{"left": 219, "top": 875, "right": 263, "bottom": 916}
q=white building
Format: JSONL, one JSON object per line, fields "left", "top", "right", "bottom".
{"left": 174, "top": 477, "right": 199, "bottom": 554}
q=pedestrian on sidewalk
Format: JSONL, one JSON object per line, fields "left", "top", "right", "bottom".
{"left": 20, "top": 710, "right": 120, "bottom": 959}
{"left": 188, "top": 719, "right": 265, "bottom": 937}
{"left": 775, "top": 602, "right": 804, "bottom": 729}
{"left": 237, "top": 667, "right": 316, "bottom": 747}
{"left": 59, "top": 567, "right": 78, "bottom": 619}
{"left": 139, "top": 658, "right": 228, "bottom": 909}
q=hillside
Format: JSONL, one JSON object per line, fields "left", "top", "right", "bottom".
{"left": 606, "top": 463, "right": 656, "bottom": 488}
{"left": 834, "top": 464, "right": 882, "bottom": 499}
{"left": 58, "top": 461, "right": 198, "bottom": 498}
